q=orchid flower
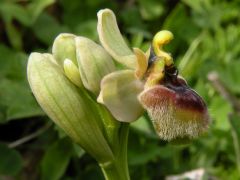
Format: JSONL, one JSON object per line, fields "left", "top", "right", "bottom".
{"left": 27, "top": 8, "right": 209, "bottom": 180}
{"left": 97, "top": 9, "right": 209, "bottom": 141}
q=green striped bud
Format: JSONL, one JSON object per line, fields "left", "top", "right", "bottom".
{"left": 27, "top": 53, "right": 114, "bottom": 163}
{"left": 75, "top": 37, "right": 116, "bottom": 94}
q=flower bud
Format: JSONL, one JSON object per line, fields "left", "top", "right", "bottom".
{"left": 52, "top": 33, "right": 78, "bottom": 67}
{"left": 27, "top": 53, "right": 113, "bottom": 163}
{"left": 63, "top": 59, "right": 83, "bottom": 88}
{"left": 75, "top": 37, "right": 116, "bottom": 94}
{"left": 139, "top": 76, "right": 209, "bottom": 141}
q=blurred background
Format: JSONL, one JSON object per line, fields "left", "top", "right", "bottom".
{"left": 0, "top": 0, "right": 240, "bottom": 179}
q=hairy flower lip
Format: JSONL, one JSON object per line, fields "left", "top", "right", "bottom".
{"left": 139, "top": 83, "right": 209, "bottom": 141}
{"left": 140, "top": 47, "right": 210, "bottom": 141}
{"left": 140, "top": 80, "right": 208, "bottom": 114}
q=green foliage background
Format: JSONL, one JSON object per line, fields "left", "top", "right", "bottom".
{"left": 0, "top": 0, "right": 240, "bottom": 179}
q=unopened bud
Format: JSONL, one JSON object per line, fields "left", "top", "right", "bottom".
{"left": 63, "top": 59, "right": 83, "bottom": 88}
{"left": 52, "top": 33, "right": 78, "bottom": 67}
{"left": 75, "top": 37, "right": 116, "bottom": 94}
{"left": 27, "top": 53, "right": 113, "bottom": 163}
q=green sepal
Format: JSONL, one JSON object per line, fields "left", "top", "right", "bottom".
{"left": 97, "top": 9, "right": 137, "bottom": 69}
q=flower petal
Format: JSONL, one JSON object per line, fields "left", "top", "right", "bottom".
{"left": 133, "top": 47, "right": 148, "bottom": 79}
{"left": 97, "top": 9, "right": 136, "bottom": 69}
{"left": 98, "top": 70, "right": 144, "bottom": 122}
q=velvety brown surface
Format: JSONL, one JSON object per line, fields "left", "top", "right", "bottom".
{"left": 141, "top": 81, "right": 207, "bottom": 114}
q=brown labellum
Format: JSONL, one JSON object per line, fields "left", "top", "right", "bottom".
{"left": 139, "top": 75, "right": 209, "bottom": 141}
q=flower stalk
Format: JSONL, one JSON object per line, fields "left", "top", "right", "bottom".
{"left": 100, "top": 124, "right": 130, "bottom": 180}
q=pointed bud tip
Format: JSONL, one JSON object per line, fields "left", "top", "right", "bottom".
{"left": 54, "top": 33, "right": 76, "bottom": 40}
{"left": 52, "top": 33, "right": 78, "bottom": 67}
{"left": 97, "top": 8, "right": 113, "bottom": 17}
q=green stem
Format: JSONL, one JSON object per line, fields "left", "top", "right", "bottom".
{"left": 100, "top": 123, "right": 130, "bottom": 180}
{"left": 100, "top": 160, "right": 129, "bottom": 180}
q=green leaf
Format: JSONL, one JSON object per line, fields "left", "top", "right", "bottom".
{"left": 138, "top": 0, "right": 164, "bottom": 20}
{"left": 0, "top": 143, "right": 23, "bottom": 176}
{"left": 5, "top": 21, "right": 23, "bottom": 50}
{"left": 27, "top": 0, "right": 56, "bottom": 22}
{"left": 0, "top": 0, "right": 55, "bottom": 26}
{"left": 220, "top": 61, "right": 240, "bottom": 94}
{"left": 0, "top": 2, "right": 31, "bottom": 26}
{"left": 209, "top": 96, "right": 232, "bottom": 131}
{"left": 0, "top": 45, "right": 44, "bottom": 123}
{"left": 229, "top": 114, "right": 240, "bottom": 137}
{"left": 73, "top": 144, "right": 85, "bottom": 158}
{"left": 128, "top": 143, "right": 162, "bottom": 166}
{"left": 41, "top": 138, "right": 73, "bottom": 180}
{"left": 33, "top": 13, "right": 69, "bottom": 45}
{"left": 182, "top": 0, "right": 205, "bottom": 12}
{"left": 0, "top": 79, "right": 44, "bottom": 122}
{"left": 128, "top": 138, "right": 170, "bottom": 166}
